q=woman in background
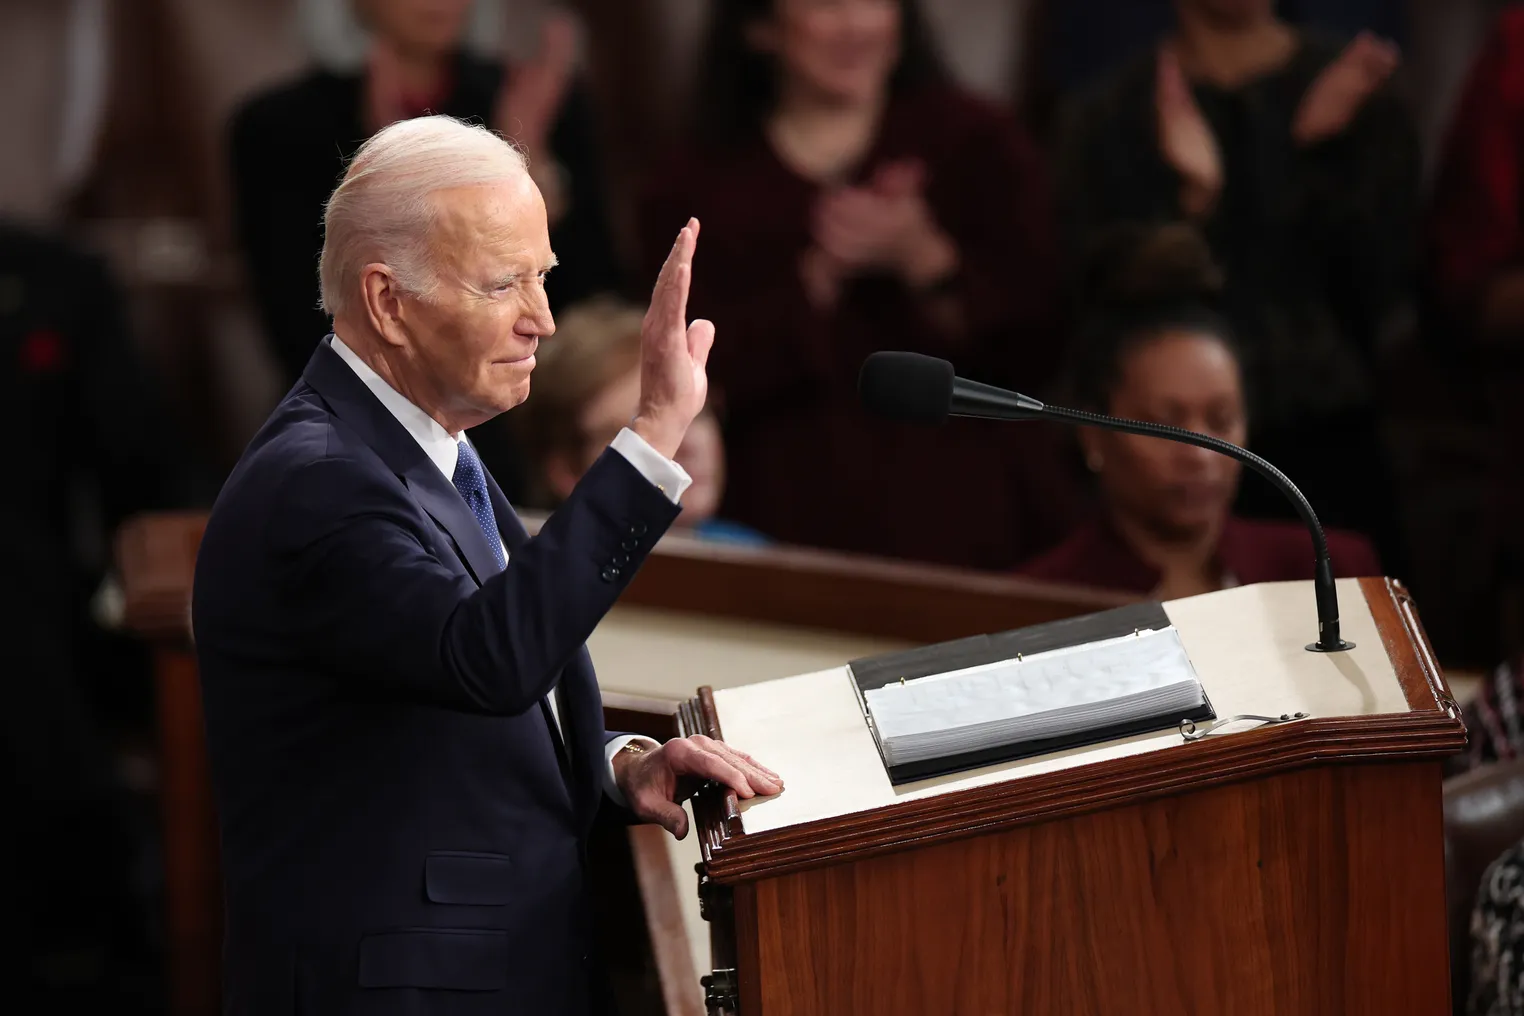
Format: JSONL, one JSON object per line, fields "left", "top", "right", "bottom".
{"left": 1057, "top": 0, "right": 1418, "bottom": 571}
{"left": 640, "top": 0, "right": 1067, "bottom": 569}
{"left": 510, "top": 298, "right": 769, "bottom": 546}
{"left": 1019, "top": 224, "right": 1379, "bottom": 599}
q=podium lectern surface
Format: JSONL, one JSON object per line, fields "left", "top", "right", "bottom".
{"left": 721, "top": 578, "right": 1411, "bottom": 836}
{"left": 682, "top": 578, "right": 1464, "bottom": 1016}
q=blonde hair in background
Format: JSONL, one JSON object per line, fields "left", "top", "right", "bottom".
{"left": 318, "top": 114, "right": 527, "bottom": 317}
{"left": 512, "top": 295, "right": 645, "bottom": 489}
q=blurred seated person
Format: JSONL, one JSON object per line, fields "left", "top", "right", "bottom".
{"left": 1057, "top": 0, "right": 1418, "bottom": 572}
{"left": 510, "top": 297, "right": 769, "bottom": 546}
{"left": 1019, "top": 223, "right": 1379, "bottom": 599}
{"left": 639, "top": 0, "right": 1064, "bottom": 567}
{"left": 230, "top": 0, "right": 618, "bottom": 499}
{"left": 1, "top": 220, "right": 181, "bottom": 1001}
{"left": 1426, "top": 5, "right": 1524, "bottom": 654}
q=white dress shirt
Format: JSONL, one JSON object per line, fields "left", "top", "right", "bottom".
{"left": 331, "top": 334, "right": 678, "bottom": 803}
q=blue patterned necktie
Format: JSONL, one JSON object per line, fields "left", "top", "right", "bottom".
{"left": 451, "top": 440, "right": 506, "bottom": 571}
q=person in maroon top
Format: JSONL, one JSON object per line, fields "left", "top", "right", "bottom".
{"left": 1020, "top": 223, "right": 1379, "bottom": 598}
{"left": 1425, "top": 5, "right": 1524, "bottom": 652}
{"left": 638, "top": 0, "right": 1068, "bottom": 569}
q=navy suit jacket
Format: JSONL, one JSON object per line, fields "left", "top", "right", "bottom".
{"left": 192, "top": 339, "right": 680, "bottom": 1014}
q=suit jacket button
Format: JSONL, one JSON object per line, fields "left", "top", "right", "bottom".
{"left": 612, "top": 553, "right": 630, "bottom": 567}
{"left": 621, "top": 538, "right": 640, "bottom": 552}
{"left": 600, "top": 566, "right": 618, "bottom": 582}
{"left": 629, "top": 521, "right": 648, "bottom": 537}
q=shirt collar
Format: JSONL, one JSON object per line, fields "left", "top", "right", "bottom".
{"left": 329, "top": 333, "right": 463, "bottom": 481}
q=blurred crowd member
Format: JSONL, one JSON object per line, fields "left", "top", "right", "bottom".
{"left": 640, "top": 0, "right": 1066, "bottom": 568}
{"left": 1019, "top": 224, "right": 1379, "bottom": 599}
{"left": 1, "top": 220, "right": 179, "bottom": 1005}
{"left": 510, "top": 297, "right": 768, "bottom": 545}
{"left": 230, "top": 0, "right": 617, "bottom": 498}
{"left": 1426, "top": 5, "right": 1524, "bottom": 653}
{"left": 1038, "top": 0, "right": 1408, "bottom": 100}
{"left": 1057, "top": 0, "right": 1419, "bottom": 571}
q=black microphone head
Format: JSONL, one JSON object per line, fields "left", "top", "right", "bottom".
{"left": 858, "top": 351, "right": 954, "bottom": 425}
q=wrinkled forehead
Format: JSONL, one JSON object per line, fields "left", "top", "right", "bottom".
{"left": 425, "top": 177, "right": 552, "bottom": 278}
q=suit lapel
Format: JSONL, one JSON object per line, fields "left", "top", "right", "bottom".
{"left": 402, "top": 470, "right": 504, "bottom": 587}
{"left": 302, "top": 339, "right": 505, "bottom": 586}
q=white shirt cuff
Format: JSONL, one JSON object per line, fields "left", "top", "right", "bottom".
{"left": 604, "top": 734, "right": 662, "bottom": 806}
{"left": 610, "top": 427, "right": 691, "bottom": 504}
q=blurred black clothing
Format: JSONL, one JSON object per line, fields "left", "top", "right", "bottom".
{"left": 0, "top": 221, "right": 177, "bottom": 1006}
{"left": 229, "top": 52, "right": 620, "bottom": 503}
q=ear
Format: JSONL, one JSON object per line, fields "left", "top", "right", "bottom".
{"left": 360, "top": 262, "right": 408, "bottom": 348}
{"left": 543, "top": 451, "right": 581, "bottom": 503}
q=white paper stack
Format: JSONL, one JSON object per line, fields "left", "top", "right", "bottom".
{"left": 861, "top": 626, "right": 1205, "bottom": 767}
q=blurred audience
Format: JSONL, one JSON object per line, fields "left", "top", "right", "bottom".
{"left": 229, "top": 0, "right": 619, "bottom": 499}
{"left": 640, "top": 0, "right": 1068, "bottom": 568}
{"left": 1039, "top": 0, "right": 1408, "bottom": 101}
{"left": 1426, "top": 4, "right": 1524, "bottom": 655}
{"left": 1, "top": 220, "right": 177, "bottom": 1005}
{"left": 509, "top": 297, "right": 769, "bottom": 545}
{"left": 1057, "top": 0, "right": 1418, "bottom": 571}
{"left": 1019, "top": 224, "right": 1379, "bottom": 598}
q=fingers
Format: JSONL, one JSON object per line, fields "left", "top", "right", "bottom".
{"left": 674, "top": 739, "right": 756, "bottom": 798}
{"left": 689, "top": 735, "right": 783, "bottom": 796}
{"left": 686, "top": 318, "right": 715, "bottom": 369}
{"left": 645, "top": 797, "right": 689, "bottom": 840}
{"left": 649, "top": 219, "right": 698, "bottom": 343}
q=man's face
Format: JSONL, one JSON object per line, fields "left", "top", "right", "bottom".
{"left": 397, "top": 176, "right": 557, "bottom": 429}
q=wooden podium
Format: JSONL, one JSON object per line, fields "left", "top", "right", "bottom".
{"left": 679, "top": 577, "right": 1466, "bottom": 1015}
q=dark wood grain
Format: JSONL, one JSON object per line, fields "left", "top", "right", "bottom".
{"left": 154, "top": 646, "right": 220, "bottom": 1016}
{"left": 747, "top": 761, "right": 1450, "bottom": 1015}
{"left": 1362, "top": 576, "right": 1461, "bottom": 717}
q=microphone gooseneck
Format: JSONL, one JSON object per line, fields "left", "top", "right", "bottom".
{"left": 857, "top": 351, "right": 1353, "bottom": 653}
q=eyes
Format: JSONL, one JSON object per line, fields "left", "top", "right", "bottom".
{"left": 492, "top": 268, "right": 554, "bottom": 294}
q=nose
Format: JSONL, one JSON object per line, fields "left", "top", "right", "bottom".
{"left": 516, "top": 284, "right": 555, "bottom": 339}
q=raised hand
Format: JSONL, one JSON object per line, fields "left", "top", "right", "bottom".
{"left": 494, "top": 11, "right": 578, "bottom": 154}
{"left": 613, "top": 735, "right": 783, "bottom": 840}
{"left": 1292, "top": 32, "right": 1399, "bottom": 147}
{"left": 1156, "top": 45, "right": 1222, "bottom": 218}
{"left": 632, "top": 219, "right": 715, "bottom": 459}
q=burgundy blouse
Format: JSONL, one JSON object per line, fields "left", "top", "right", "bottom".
{"left": 1017, "top": 516, "right": 1382, "bottom": 594}
{"left": 639, "top": 87, "right": 1067, "bottom": 569}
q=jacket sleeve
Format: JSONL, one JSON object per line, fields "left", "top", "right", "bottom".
{"left": 267, "top": 448, "right": 679, "bottom": 715}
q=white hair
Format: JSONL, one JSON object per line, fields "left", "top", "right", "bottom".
{"left": 318, "top": 115, "right": 528, "bottom": 317}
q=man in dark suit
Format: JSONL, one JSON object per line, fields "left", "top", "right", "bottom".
{"left": 193, "top": 115, "right": 780, "bottom": 1014}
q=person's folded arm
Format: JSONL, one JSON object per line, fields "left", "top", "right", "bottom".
{"left": 270, "top": 446, "right": 679, "bottom": 715}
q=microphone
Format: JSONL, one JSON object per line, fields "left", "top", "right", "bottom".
{"left": 859, "top": 351, "right": 1353, "bottom": 653}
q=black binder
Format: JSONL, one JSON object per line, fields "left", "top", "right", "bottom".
{"left": 849, "top": 602, "right": 1216, "bottom": 785}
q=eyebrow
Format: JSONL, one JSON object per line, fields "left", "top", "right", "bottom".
{"left": 490, "top": 253, "right": 560, "bottom": 287}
